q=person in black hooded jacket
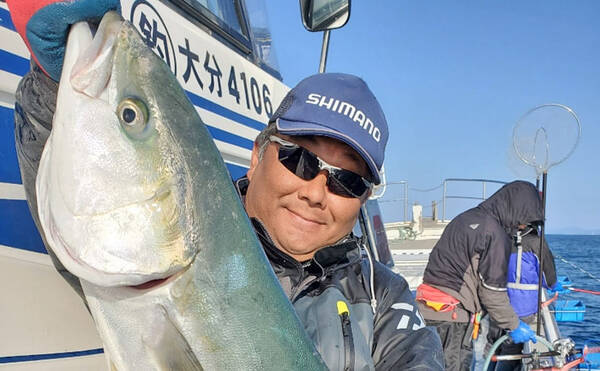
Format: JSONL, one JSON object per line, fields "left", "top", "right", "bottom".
{"left": 416, "top": 181, "right": 543, "bottom": 370}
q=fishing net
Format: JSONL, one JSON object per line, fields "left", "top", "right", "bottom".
{"left": 512, "top": 104, "right": 582, "bottom": 336}
{"left": 512, "top": 104, "right": 581, "bottom": 175}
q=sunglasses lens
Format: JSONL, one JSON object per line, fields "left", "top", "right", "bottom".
{"left": 326, "top": 177, "right": 355, "bottom": 198}
{"left": 277, "top": 147, "right": 300, "bottom": 173}
{"left": 279, "top": 146, "right": 319, "bottom": 180}
{"left": 329, "top": 170, "right": 369, "bottom": 198}
{"left": 297, "top": 150, "right": 320, "bottom": 180}
{"left": 276, "top": 142, "right": 370, "bottom": 198}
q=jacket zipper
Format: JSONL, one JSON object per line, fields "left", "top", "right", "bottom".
{"left": 337, "top": 301, "right": 355, "bottom": 371}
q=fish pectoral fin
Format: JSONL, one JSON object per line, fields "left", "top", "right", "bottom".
{"left": 70, "top": 11, "right": 123, "bottom": 98}
{"left": 143, "top": 305, "right": 204, "bottom": 371}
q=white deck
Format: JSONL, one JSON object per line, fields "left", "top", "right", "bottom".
{"left": 386, "top": 219, "right": 447, "bottom": 290}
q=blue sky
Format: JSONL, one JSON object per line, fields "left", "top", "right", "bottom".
{"left": 263, "top": 1, "right": 600, "bottom": 234}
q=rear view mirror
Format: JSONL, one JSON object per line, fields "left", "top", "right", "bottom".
{"left": 299, "top": 0, "right": 350, "bottom": 32}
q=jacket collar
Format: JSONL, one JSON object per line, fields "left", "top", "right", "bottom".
{"left": 251, "top": 217, "right": 362, "bottom": 273}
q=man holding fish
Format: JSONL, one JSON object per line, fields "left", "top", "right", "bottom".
{"left": 8, "top": 0, "right": 444, "bottom": 369}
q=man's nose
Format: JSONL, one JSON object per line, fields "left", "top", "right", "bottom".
{"left": 298, "top": 170, "right": 329, "bottom": 208}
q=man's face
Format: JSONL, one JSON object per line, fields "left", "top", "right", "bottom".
{"left": 245, "top": 135, "right": 370, "bottom": 262}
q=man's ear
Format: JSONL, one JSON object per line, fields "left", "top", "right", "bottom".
{"left": 247, "top": 141, "right": 261, "bottom": 181}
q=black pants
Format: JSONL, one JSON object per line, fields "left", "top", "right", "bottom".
{"left": 426, "top": 320, "right": 473, "bottom": 371}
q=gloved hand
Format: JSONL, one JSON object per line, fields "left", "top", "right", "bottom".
{"left": 548, "top": 281, "right": 565, "bottom": 294}
{"left": 6, "top": 0, "right": 120, "bottom": 81}
{"left": 509, "top": 320, "right": 537, "bottom": 344}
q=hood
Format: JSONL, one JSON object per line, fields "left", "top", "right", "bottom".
{"left": 478, "top": 181, "right": 543, "bottom": 233}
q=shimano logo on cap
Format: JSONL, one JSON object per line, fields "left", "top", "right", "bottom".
{"left": 305, "top": 93, "right": 382, "bottom": 142}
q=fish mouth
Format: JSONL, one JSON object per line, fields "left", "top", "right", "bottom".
{"left": 129, "top": 265, "right": 189, "bottom": 290}
{"left": 130, "top": 276, "right": 171, "bottom": 290}
{"left": 70, "top": 11, "right": 124, "bottom": 98}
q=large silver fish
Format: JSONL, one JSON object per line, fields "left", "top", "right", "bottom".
{"left": 36, "top": 11, "right": 326, "bottom": 371}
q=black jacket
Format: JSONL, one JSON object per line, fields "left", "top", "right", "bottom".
{"left": 236, "top": 176, "right": 444, "bottom": 370}
{"left": 420, "top": 181, "right": 543, "bottom": 330}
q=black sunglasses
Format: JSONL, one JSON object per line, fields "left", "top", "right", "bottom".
{"left": 269, "top": 136, "right": 372, "bottom": 198}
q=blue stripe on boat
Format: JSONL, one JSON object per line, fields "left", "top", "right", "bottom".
{"left": 186, "top": 90, "right": 266, "bottom": 133}
{"left": 0, "top": 348, "right": 104, "bottom": 364}
{"left": 0, "top": 49, "right": 30, "bottom": 77}
{"left": 226, "top": 162, "right": 248, "bottom": 181}
{"left": 0, "top": 199, "right": 45, "bottom": 253}
{"left": 0, "top": 105, "right": 22, "bottom": 184}
{"left": 207, "top": 125, "right": 254, "bottom": 150}
{"left": 0, "top": 7, "right": 15, "bottom": 31}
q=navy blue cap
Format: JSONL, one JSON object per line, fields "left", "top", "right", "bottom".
{"left": 271, "top": 73, "right": 388, "bottom": 184}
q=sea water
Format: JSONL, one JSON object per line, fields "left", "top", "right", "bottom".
{"left": 547, "top": 234, "right": 600, "bottom": 347}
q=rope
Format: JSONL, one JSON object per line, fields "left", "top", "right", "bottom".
{"left": 377, "top": 199, "right": 405, "bottom": 203}
{"left": 569, "top": 287, "right": 600, "bottom": 296}
{"left": 378, "top": 199, "right": 443, "bottom": 209}
{"left": 542, "top": 292, "right": 559, "bottom": 308}
{"left": 557, "top": 356, "right": 585, "bottom": 370}
{"left": 408, "top": 183, "right": 444, "bottom": 192}
{"left": 554, "top": 254, "right": 600, "bottom": 285}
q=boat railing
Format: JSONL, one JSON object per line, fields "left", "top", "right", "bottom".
{"left": 442, "top": 178, "right": 507, "bottom": 221}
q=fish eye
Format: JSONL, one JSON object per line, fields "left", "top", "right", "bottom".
{"left": 117, "top": 97, "right": 149, "bottom": 134}
{"left": 122, "top": 107, "right": 137, "bottom": 123}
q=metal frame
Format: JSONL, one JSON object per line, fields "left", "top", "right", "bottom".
{"left": 442, "top": 178, "right": 507, "bottom": 221}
